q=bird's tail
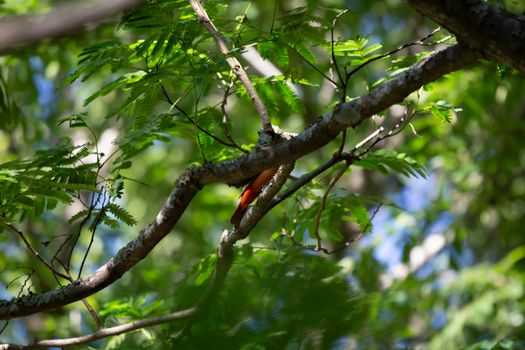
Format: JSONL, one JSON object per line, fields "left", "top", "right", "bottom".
{"left": 230, "top": 204, "right": 245, "bottom": 229}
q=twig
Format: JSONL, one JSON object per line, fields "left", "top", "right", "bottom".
{"left": 343, "top": 27, "right": 441, "bottom": 98}
{"left": 270, "top": 0, "right": 278, "bottom": 34}
{"left": 337, "top": 129, "right": 347, "bottom": 154}
{"left": 52, "top": 193, "right": 92, "bottom": 273}
{"left": 268, "top": 152, "right": 355, "bottom": 211}
{"left": 77, "top": 194, "right": 107, "bottom": 279}
{"left": 0, "top": 321, "right": 8, "bottom": 337}
{"left": 355, "top": 107, "right": 414, "bottom": 157}
{"left": 285, "top": 42, "right": 339, "bottom": 87}
{"left": 189, "top": 0, "right": 273, "bottom": 132}
{"left": 283, "top": 203, "right": 383, "bottom": 255}
{"left": 4, "top": 222, "right": 70, "bottom": 280}
{"left": 312, "top": 160, "right": 350, "bottom": 250}
{"left": 330, "top": 10, "right": 349, "bottom": 87}
{"left": 354, "top": 126, "right": 384, "bottom": 150}
{"left": 6, "top": 268, "right": 34, "bottom": 298}
{"left": 267, "top": 122, "right": 391, "bottom": 214}
{"left": 269, "top": 124, "right": 397, "bottom": 252}
{"left": 160, "top": 84, "right": 241, "bottom": 150}
{"left": 219, "top": 75, "right": 247, "bottom": 152}
{"left": 79, "top": 299, "right": 103, "bottom": 330}
{"left": 66, "top": 268, "right": 104, "bottom": 329}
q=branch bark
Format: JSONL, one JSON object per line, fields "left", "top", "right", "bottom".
{"left": 0, "top": 163, "right": 296, "bottom": 349}
{"left": 0, "top": 44, "right": 479, "bottom": 321}
{"left": 407, "top": 0, "right": 525, "bottom": 74}
{"left": 0, "top": 0, "right": 144, "bottom": 55}
{"left": 0, "top": 308, "right": 196, "bottom": 350}
{"left": 188, "top": 0, "right": 273, "bottom": 132}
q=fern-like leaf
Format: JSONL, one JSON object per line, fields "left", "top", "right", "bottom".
{"left": 106, "top": 203, "right": 137, "bottom": 226}
{"left": 355, "top": 149, "right": 428, "bottom": 178}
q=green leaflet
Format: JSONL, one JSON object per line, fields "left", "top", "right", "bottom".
{"left": 355, "top": 149, "right": 429, "bottom": 178}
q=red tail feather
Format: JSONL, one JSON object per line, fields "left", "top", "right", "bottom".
{"left": 230, "top": 167, "right": 279, "bottom": 228}
{"left": 230, "top": 204, "right": 245, "bottom": 229}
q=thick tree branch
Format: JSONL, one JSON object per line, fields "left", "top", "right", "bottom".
{"left": 188, "top": 0, "right": 273, "bottom": 132}
{"left": 407, "top": 0, "right": 525, "bottom": 74}
{"left": 0, "top": 307, "right": 196, "bottom": 349}
{"left": 0, "top": 170, "right": 201, "bottom": 319}
{"left": 0, "top": 44, "right": 479, "bottom": 321}
{"left": 0, "top": 0, "right": 144, "bottom": 55}
{"left": 0, "top": 164, "right": 295, "bottom": 349}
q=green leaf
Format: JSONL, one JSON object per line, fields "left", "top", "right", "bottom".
{"left": 84, "top": 71, "right": 145, "bottom": 106}
{"left": 355, "top": 149, "right": 428, "bottom": 178}
{"left": 68, "top": 209, "right": 90, "bottom": 225}
{"left": 258, "top": 41, "right": 289, "bottom": 67}
{"left": 28, "top": 187, "right": 73, "bottom": 204}
{"left": 151, "top": 30, "right": 169, "bottom": 60}
{"left": 496, "top": 64, "right": 513, "bottom": 80}
{"left": 343, "top": 201, "right": 371, "bottom": 233}
{"left": 274, "top": 81, "right": 305, "bottom": 114}
{"left": 106, "top": 203, "right": 137, "bottom": 226}
{"left": 194, "top": 254, "right": 217, "bottom": 286}
{"left": 430, "top": 101, "right": 453, "bottom": 123}
{"left": 331, "top": 37, "right": 382, "bottom": 60}
{"left": 57, "top": 113, "right": 88, "bottom": 128}
{"left": 293, "top": 42, "right": 317, "bottom": 64}
{"left": 333, "top": 39, "right": 367, "bottom": 53}
{"left": 102, "top": 215, "right": 121, "bottom": 229}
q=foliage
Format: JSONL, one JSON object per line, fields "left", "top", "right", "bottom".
{"left": 0, "top": 0, "right": 524, "bottom": 349}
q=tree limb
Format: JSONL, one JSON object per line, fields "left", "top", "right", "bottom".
{"left": 0, "top": 163, "right": 295, "bottom": 349}
{"left": 407, "top": 0, "right": 525, "bottom": 74}
{"left": 0, "top": 0, "right": 144, "bottom": 55}
{"left": 188, "top": 0, "right": 273, "bottom": 132}
{"left": 0, "top": 307, "right": 197, "bottom": 349}
{"left": 0, "top": 44, "right": 479, "bottom": 321}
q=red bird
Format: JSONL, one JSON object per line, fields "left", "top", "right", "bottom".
{"left": 230, "top": 166, "right": 279, "bottom": 228}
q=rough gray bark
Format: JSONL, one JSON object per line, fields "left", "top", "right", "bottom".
{"left": 407, "top": 0, "right": 525, "bottom": 73}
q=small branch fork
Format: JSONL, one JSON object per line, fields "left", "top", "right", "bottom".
{"left": 160, "top": 84, "right": 245, "bottom": 152}
{"left": 219, "top": 74, "right": 246, "bottom": 152}
{"left": 276, "top": 107, "right": 414, "bottom": 254}
{"left": 336, "top": 24, "right": 441, "bottom": 99}
{"left": 330, "top": 10, "right": 349, "bottom": 90}
{"left": 345, "top": 26, "right": 441, "bottom": 87}
{"left": 188, "top": 0, "right": 273, "bottom": 132}
{"left": 3, "top": 222, "right": 70, "bottom": 281}
{"left": 3, "top": 221, "right": 103, "bottom": 330}
{"left": 285, "top": 204, "right": 383, "bottom": 255}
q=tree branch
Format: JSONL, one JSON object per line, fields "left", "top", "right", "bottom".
{"left": 0, "top": 162, "right": 295, "bottom": 349}
{"left": 407, "top": 0, "right": 525, "bottom": 74}
{"left": 0, "top": 44, "right": 479, "bottom": 321}
{"left": 0, "top": 168, "right": 202, "bottom": 319}
{"left": 0, "top": 307, "right": 197, "bottom": 349}
{"left": 188, "top": 0, "right": 273, "bottom": 132}
{"left": 0, "top": 0, "right": 144, "bottom": 55}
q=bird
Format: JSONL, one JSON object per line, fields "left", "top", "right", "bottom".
{"left": 230, "top": 166, "right": 279, "bottom": 229}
